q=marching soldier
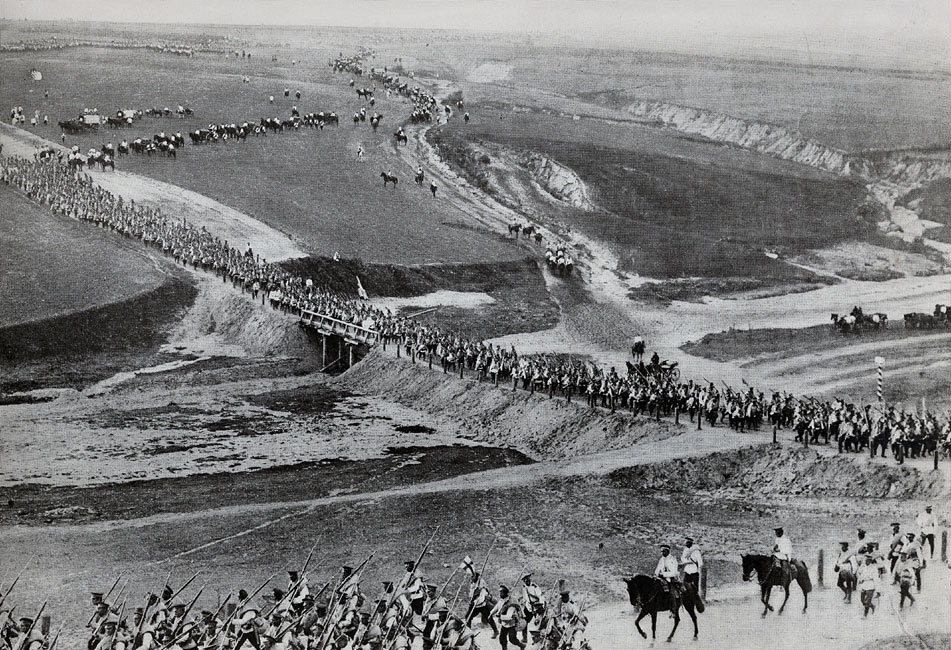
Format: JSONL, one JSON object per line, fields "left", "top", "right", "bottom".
{"left": 834, "top": 542, "right": 857, "bottom": 602}
{"left": 519, "top": 574, "right": 543, "bottom": 643}
{"left": 887, "top": 522, "right": 904, "bottom": 575}
{"left": 15, "top": 617, "right": 45, "bottom": 650}
{"left": 490, "top": 586, "right": 523, "bottom": 650}
{"left": 916, "top": 505, "right": 937, "bottom": 559}
{"left": 554, "top": 588, "right": 585, "bottom": 649}
{"left": 525, "top": 602, "right": 553, "bottom": 650}
{"left": 464, "top": 572, "right": 496, "bottom": 638}
{"left": 902, "top": 533, "right": 924, "bottom": 592}
{"left": 397, "top": 562, "right": 425, "bottom": 616}
{"left": 856, "top": 555, "right": 880, "bottom": 617}
{"left": 893, "top": 551, "right": 916, "bottom": 609}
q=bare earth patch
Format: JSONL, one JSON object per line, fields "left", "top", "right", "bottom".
{"left": 790, "top": 241, "right": 947, "bottom": 281}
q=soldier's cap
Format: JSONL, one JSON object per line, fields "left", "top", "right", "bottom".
{"left": 900, "top": 551, "right": 909, "bottom": 556}
{"left": 891, "top": 522, "right": 900, "bottom": 528}
{"left": 171, "top": 601, "right": 186, "bottom": 609}
{"left": 288, "top": 570, "right": 299, "bottom": 577}
{"left": 273, "top": 588, "right": 285, "bottom": 598}
{"left": 19, "top": 617, "right": 33, "bottom": 626}
{"left": 200, "top": 611, "right": 213, "bottom": 619}
{"left": 840, "top": 542, "right": 849, "bottom": 547}
{"left": 426, "top": 583, "right": 437, "bottom": 590}
{"left": 685, "top": 537, "right": 694, "bottom": 543}
{"left": 359, "top": 612, "right": 370, "bottom": 620}
{"left": 92, "top": 592, "right": 104, "bottom": 599}
{"left": 520, "top": 573, "right": 532, "bottom": 581}
{"left": 163, "top": 586, "right": 174, "bottom": 597}
{"left": 907, "top": 533, "right": 915, "bottom": 539}
{"left": 773, "top": 527, "right": 784, "bottom": 534}
{"left": 660, "top": 544, "right": 671, "bottom": 550}
{"left": 532, "top": 602, "right": 546, "bottom": 610}
{"left": 857, "top": 528, "right": 866, "bottom": 535}
{"left": 403, "top": 561, "right": 415, "bottom": 567}
{"left": 302, "top": 594, "right": 314, "bottom": 602}
{"left": 498, "top": 585, "right": 509, "bottom": 595}
{"left": 382, "top": 581, "right": 394, "bottom": 590}
{"left": 238, "top": 590, "right": 249, "bottom": 599}
{"left": 926, "top": 505, "right": 932, "bottom": 510}
{"left": 134, "top": 607, "right": 145, "bottom": 615}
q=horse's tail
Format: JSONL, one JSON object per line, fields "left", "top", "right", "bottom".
{"left": 794, "top": 560, "right": 812, "bottom": 593}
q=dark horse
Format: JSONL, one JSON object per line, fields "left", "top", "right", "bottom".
{"left": 380, "top": 172, "right": 398, "bottom": 188}
{"left": 624, "top": 575, "right": 702, "bottom": 642}
{"left": 741, "top": 554, "right": 811, "bottom": 617}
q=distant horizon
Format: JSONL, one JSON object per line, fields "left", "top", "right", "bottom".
{"left": 2, "top": 1, "right": 949, "bottom": 72}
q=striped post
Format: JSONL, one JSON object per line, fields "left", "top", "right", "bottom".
{"left": 873, "top": 356, "right": 885, "bottom": 457}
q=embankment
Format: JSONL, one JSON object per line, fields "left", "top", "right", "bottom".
{"left": 335, "top": 349, "right": 681, "bottom": 460}
{"left": 609, "top": 445, "right": 945, "bottom": 498}
{"left": 164, "top": 274, "right": 313, "bottom": 358}
{"left": 512, "top": 151, "right": 597, "bottom": 211}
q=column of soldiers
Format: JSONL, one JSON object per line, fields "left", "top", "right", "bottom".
{"left": 833, "top": 505, "right": 939, "bottom": 617}
{"left": 0, "top": 557, "right": 591, "bottom": 650}
{"left": 2, "top": 154, "right": 949, "bottom": 462}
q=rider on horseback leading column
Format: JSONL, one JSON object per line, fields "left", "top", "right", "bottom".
{"left": 654, "top": 544, "right": 681, "bottom": 613}
{"left": 771, "top": 527, "right": 794, "bottom": 583}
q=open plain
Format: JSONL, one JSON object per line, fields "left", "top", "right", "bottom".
{"left": 1, "top": 10, "right": 950, "bottom": 650}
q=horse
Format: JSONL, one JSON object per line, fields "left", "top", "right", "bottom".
{"left": 632, "top": 339, "right": 646, "bottom": 363}
{"left": 394, "top": 130, "right": 407, "bottom": 146}
{"left": 534, "top": 232, "right": 543, "bottom": 244}
{"left": 380, "top": 172, "right": 398, "bottom": 188}
{"left": 508, "top": 222, "right": 522, "bottom": 237}
{"left": 415, "top": 170, "right": 425, "bottom": 185}
{"left": 741, "top": 554, "right": 811, "bottom": 617}
{"left": 623, "top": 575, "right": 702, "bottom": 642}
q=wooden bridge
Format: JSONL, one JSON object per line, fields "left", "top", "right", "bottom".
{"left": 298, "top": 309, "right": 379, "bottom": 346}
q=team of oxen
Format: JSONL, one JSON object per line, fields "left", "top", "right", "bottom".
{"left": 832, "top": 305, "right": 951, "bottom": 333}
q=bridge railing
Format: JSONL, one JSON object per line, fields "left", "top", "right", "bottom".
{"left": 298, "top": 308, "right": 379, "bottom": 346}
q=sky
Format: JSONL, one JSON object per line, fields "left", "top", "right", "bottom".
{"left": 2, "top": 0, "right": 949, "bottom": 69}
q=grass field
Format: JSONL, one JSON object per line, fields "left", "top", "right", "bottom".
{"left": 281, "top": 256, "right": 559, "bottom": 340}
{"left": 680, "top": 324, "right": 950, "bottom": 363}
{"left": 0, "top": 185, "right": 170, "bottom": 327}
{"left": 435, "top": 108, "right": 869, "bottom": 282}
{"left": 352, "top": 35, "right": 951, "bottom": 152}
{"left": 0, "top": 47, "right": 523, "bottom": 265}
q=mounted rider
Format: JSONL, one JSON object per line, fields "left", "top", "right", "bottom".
{"left": 654, "top": 544, "right": 681, "bottom": 610}
{"left": 771, "top": 527, "right": 794, "bottom": 583}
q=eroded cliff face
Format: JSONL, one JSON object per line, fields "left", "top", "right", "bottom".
{"left": 626, "top": 100, "right": 951, "bottom": 254}
{"left": 513, "top": 151, "right": 597, "bottom": 211}
{"left": 627, "top": 101, "right": 865, "bottom": 176}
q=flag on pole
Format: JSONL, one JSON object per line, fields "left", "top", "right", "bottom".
{"left": 459, "top": 555, "right": 474, "bottom": 573}
{"left": 356, "top": 275, "right": 369, "bottom": 300}
{"left": 30, "top": 69, "right": 42, "bottom": 81}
